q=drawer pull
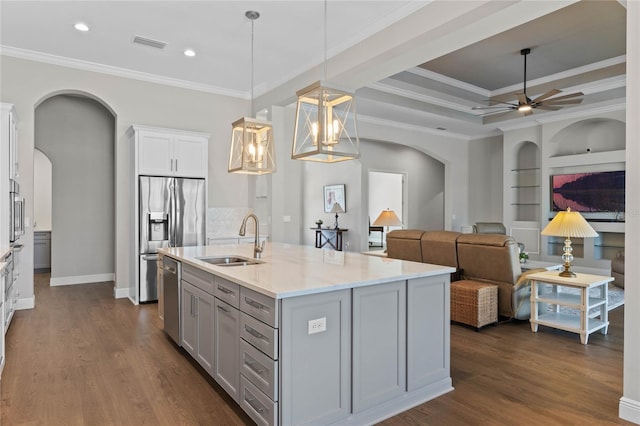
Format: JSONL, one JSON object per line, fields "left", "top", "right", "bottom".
{"left": 217, "top": 304, "right": 231, "bottom": 313}
{"left": 244, "top": 325, "right": 266, "bottom": 340}
{"left": 245, "top": 298, "right": 268, "bottom": 312}
{"left": 245, "top": 396, "right": 265, "bottom": 414}
{"left": 217, "top": 286, "right": 234, "bottom": 295}
{"left": 245, "top": 358, "right": 266, "bottom": 375}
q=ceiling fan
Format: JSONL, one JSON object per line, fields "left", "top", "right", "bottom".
{"left": 473, "top": 48, "right": 584, "bottom": 116}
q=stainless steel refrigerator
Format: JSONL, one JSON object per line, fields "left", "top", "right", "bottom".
{"left": 139, "top": 176, "right": 205, "bottom": 303}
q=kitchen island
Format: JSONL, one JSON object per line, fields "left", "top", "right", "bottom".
{"left": 160, "top": 242, "right": 454, "bottom": 426}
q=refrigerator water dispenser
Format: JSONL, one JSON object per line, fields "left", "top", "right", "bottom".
{"left": 149, "top": 212, "right": 168, "bottom": 241}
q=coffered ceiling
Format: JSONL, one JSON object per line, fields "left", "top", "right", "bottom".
{"left": 0, "top": 1, "right": 627, "bottom": 139}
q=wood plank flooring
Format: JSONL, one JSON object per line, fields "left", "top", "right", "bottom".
{"left": 1, "top": 274, "right": 632, "bottom": 425}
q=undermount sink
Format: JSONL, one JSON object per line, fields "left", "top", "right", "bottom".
{"left": 196, "top": 256, "right": 263, "bottom": 267}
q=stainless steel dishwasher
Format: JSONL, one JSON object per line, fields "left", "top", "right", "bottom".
{"left": 162, "top": 256, "right": 181, "bottom": 345}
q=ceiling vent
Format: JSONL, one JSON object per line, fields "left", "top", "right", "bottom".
{"left": 133, "top": 35, "right": 167, "bottom": 49}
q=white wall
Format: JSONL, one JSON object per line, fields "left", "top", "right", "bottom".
{"left": 0, "top": 55, "right": 250, "bottom": 301}
{"left": 33, "top": 149, "right": 52, "bottom": 231}
{"left": 468, "top": 135, "right": 503, "bottom": 223}
{"left": 35, "top": 94, "right": 114, "bottom": 284}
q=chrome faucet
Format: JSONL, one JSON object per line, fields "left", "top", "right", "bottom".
{"left": 239, "top": 213, "right": 265, "bottom": 259}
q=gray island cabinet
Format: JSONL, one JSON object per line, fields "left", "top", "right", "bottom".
{"left": 159, "top": 243, "right": 454, "bottom": 426}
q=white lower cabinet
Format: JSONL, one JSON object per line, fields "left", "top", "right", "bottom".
{"left": 180, "top": 280, "right": 214, "bottom": 374}
{"left": 0, "top": 262, "right": 5, "bottom": 379}
{"left": 214, "top": 298, "right": 240, "bottom": 401}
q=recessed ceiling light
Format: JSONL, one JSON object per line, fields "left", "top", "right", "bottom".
{"left": 74, "top": 22, "right": 90, "bottom": 32}
{"left": 184, "top": 49, "right": 196, "bottom": 57}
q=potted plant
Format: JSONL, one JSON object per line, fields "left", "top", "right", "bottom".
{"left": 315, "top": 219, "right": 323, "bottom": 229}
{"left": 519, "top": 251, "right": 529, "bottom": 263}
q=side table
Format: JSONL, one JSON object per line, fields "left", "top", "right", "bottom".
{"left": 527, "top": 270, "right": 613, "bottom": 344}
{"left": 312, "top": 228, "right": 348, "bottom": 251}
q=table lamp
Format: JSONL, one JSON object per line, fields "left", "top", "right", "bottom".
{"left": 372, "top": 209, "right": 402, "bottom": 246}
{"left": 330, "top": 202, "right": 345, "bottom": 229}
{"left": 541, "top": 207, "right": 598, "bottom": 277}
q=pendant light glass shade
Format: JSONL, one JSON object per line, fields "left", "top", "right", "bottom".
{"left": 292, "top": 81, "right": 359, "bottom": 162}
{"left": 229, "top": 117, "right": 276, "bottom": 175}
{"left": 228, "top": 10, "right": 276, "bottom": 175}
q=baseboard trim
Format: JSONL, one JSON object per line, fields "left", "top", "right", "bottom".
{"left": 15, "top": 296, "right": 35, "bottom": 310}
{"left": 113, "top": 286, "right": 130, "bottom": 299}
{"left": 619, "top": 397, "right": 640, "bottom": 423}
{"left": 50, "top": 273, "right": 115, "bottom": 286}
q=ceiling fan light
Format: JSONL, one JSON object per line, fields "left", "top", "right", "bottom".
{"left": 518, "top": 104, "right": 532, "bottom": 112}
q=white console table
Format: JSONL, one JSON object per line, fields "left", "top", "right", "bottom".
{"left": 528, "top": 270, "right": 613, "bottom": 344}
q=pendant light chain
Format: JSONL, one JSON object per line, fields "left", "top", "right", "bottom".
{"left": 250, "top": 13, "right": 255, "bottom": 114}
{"left": 323, "top": 0, "right": 327, "bottom": 81}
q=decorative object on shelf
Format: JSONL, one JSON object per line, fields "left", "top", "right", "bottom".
{"left": 541, "top": 207, "right": 598, "bottom": 277}
{"left": 291, "top": 0, "right": 359, "bottom": 163}
{"left": 330, "top": 202, "right": 344, "bottom": 229}
{"left": 228, "top": 10, "right": 276, "bottom": 175}
{"left": 372, "top": 209, "right": 402, "bottom": 246}
{"left": 519, "top": 251, "right": 529, "bottom": 263}
{"left": 315, "top": 219, "right": 323, "bottom": 229}
{"left": 323, "top": 184, "right": 345, "bottom": 213}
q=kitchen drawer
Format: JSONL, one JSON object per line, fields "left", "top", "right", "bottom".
{"left": 241, "top": 312, "right": 278, "bottom": 360}
{"left": 215, "top": 277, "right": 240, "bottom": 308}
{"left": 240, "top": 375, "right": 277, "bottom": 426}
{"left": 240, "top": 287, "right": 278, "bottom": 328}
{"left": 182, "top": 264, "right": 215, "bottom": 295}
{"left": 240, "top": 340, "right": 278, "bottom": 401}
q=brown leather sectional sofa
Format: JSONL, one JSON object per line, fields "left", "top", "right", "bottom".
{"left": 386, "top": 229, "right": 537, "bottom": 319}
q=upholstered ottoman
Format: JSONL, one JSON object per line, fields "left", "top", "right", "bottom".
{"left": 451, "top": 280, "right": 498, "bottom": 329}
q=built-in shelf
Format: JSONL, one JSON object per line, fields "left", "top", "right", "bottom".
{"left": 512, "top": 203, "right": 540, "bottom": 206}
{"left": 511, "top": 185, "right": 540, "bottom": 188}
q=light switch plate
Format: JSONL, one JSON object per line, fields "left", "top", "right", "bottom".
{"left": 308, "top": 317, "right": 326, "bottom": 334}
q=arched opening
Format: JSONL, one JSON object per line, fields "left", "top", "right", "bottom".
{"left": 34, "top": 93, "right": 116, "bottom": 286}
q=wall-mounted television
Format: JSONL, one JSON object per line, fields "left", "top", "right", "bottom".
{"left": 551, "top": 170, "right": 625, "bottom": 212}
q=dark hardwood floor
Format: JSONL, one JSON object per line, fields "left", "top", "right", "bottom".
{"left": 0, "top": 274, "right": 632, "bottom": 425}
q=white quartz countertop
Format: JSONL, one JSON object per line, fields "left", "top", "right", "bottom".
{"left": 0, "top": 246, "right": 11, "bottom": 260}
{"left": 160, "top": 242, "right": 455, "bottom": 299}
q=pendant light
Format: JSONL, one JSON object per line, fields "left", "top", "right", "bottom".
{"left": 291, "top": 1, "right": 359, "bottom": 162}
{"left": 228, "top": 11, "right": 276, "bottom": 175}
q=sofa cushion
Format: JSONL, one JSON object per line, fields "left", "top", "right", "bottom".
{"left": 456, "top": 233, "right": 522, "bottom": 315}
{"left": 420, "top": 230, "right": 461, "bottom": 268}
{"left": 386, "top": 229, "right": 425, "bottom": 262}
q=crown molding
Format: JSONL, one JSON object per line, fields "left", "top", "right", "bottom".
{"left": 533, "top": 101, "right": 626, "bottom": 124}
{"left": 357, "top": 113, "right": 496, "bottom": 141}
{"left": 406, "top": 67, "right": 491, "bottom": 97}
{"left": 366, "top": 81, "right": 478, "bottom": 115}
{"left": 0, "top": 46, "right": 248, "bottom": 99}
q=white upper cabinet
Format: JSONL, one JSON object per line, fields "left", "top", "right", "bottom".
{"left": 2, "top": 104, "right": 18, "bottom": 181}
{"left": 131, "top": 125, "right": 209, "bottom": 178}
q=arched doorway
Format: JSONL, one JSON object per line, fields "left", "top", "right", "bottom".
{"left": 34, "top": 93, "right": 116, "bottom": 286}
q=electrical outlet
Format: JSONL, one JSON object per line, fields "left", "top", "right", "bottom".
{"left": 284, "top": 215, "right": 291, "bottom": 223}
{"left": 308, "top": 317, "right": 326, "bottom": 334}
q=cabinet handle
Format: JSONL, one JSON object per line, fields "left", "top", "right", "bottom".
{"left": 245, "top": 298, "right": 267, "bottom": 312}
{"left": 175, "top": 159, "right": 178, "bottom": 171}
{"left": 245, "top": 396, "right": 265, "bottom": 414}
{"left": 217, "top": 304, "right": 231, "bottom": 313}
{"left": 245, "top": 358, "right": 266, "bottom": 375}
{"left": 244, "top": 325, "right": 266, "bottom": 341}
{"left": 217, "top": 286, "right": 233, "bottom": 295}
{"left": 191, "top": 295, "right": 195, "bottom": 317}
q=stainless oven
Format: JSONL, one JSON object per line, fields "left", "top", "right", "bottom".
{"left": 9, "top": 179, "right": 24, "bottom": 243}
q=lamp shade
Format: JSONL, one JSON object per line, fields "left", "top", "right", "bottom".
{"left": 541, "top": 208, "right": 598, "bottom": 238}
{"left": 372, "top": 209, "right": 402, "bottom": 227}
{"left": 228, "top": 117, "right": 276, "bottom": 175}
{"left": 291, "top": 81, "right": 359, "bottom": 163}
{"left": 330, "top": 202, "right": 345, "bottom": 214}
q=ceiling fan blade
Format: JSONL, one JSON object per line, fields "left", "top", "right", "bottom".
{"left": 535, "top": 105, "right": 561, "bottom": 111}
{"left": 516, "top": 93, "right": 528, "bottom": 105}
{"left": 472, "top": 105, "right": 515, "bottom": 110}
{"left": 531, "top": 89, "right": 561, "bottom": 104}
{"left": 541, "top": 99, "right": 583, "bottom": 106}
{"left": 485, "top": 99, "right": 518, "bottom": 107}
{"left": 543, "top": 92, "right": 584, "bottom": 102}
